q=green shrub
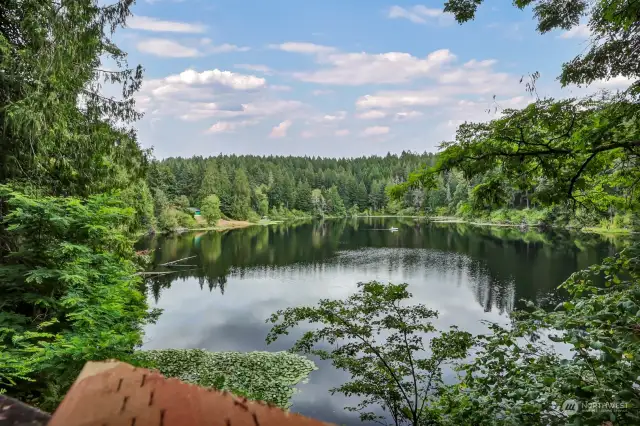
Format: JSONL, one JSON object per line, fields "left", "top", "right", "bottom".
{"left": 489, "top": 208, "right": 509, "bottom": 223}
{"left": 0, "top": 187, "right": 157, "bottom": 409}
{"left": 246, "top": 210, "right": 261, "bottom": 223}
{"left": 157, "top": 208, "right": 179, "bottom": 232}
{"left": 508, "top": 209, "right": 526, "bottom": 225}
{"left": 135, "top": 349, "right": 316, "bottom": 408}
{"left": 456, "top": 202, "right": 474, "bottom": 218}
{"left": 176, "top": 210, "right": 197, "bottom": 228}
{"left": 435, "top": 206, "right": 449, "bottom": 217}
{"left": 201, "top": 195, "right": 222, "bottom": 225}
{"left": 397, "top": 207, "right": 416, "bottom": 216}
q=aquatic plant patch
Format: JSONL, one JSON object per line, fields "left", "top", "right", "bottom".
{"left": 134, "top": 349, "right": 316, "bottom": 408}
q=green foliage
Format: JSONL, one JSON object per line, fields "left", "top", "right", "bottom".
{"left": 121, "top": 180, "right": 156, "bottom": 233}
{"left": 134, "top": 349, "right": 317, "bottom": 409}
{"left": 149, "top": 152, "right": 440, "bottom": 220}
{"left": 231, "top": 169, "right": 252, "bottom": 220}
{"left": 0, "top": 187, "right": 155, "bottom": 409}
{"left": 176, "top": 210, "right": 197, "bottom": 228}
{"left": 295, "top": 181, "right": 313, "bottom": 212}
{"left": 0, "top": 0, "right": 148, "bottom": 197}
{"left": 157, "top": 208, "right": 179, "bottom": 233}
{"left": 175, "top": 195, "right": 190, "bottom": 210}
{"left": 266, "top": 281, "right": 473, "bottom": 426}
{"left": 201, "top": 195, "right": 222, "bottom": 225}
{"left": 252, "top": 186, "right": 270, "bottom": 217}
{"left": 198, "top": 163, "right": 220, "bottom": 206}
{"left": 439, "top": 246, "right": 640, "bottom": 425}
{"left": 311, "top": 188, "right": 326, "bottom": 217}
{"left": 246, "top": 210, "right": 262, "bottom": 223}
{"left": 444, "top": 0, "right": 638, "bottom": 93}
{"left": 325, "top": 186, "right": 347, "bottom": 216}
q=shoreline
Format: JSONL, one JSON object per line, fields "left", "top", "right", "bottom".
{"left": 426, "top": 216, "right": 636, "bottom": 236}
{"left": 149, "top": 215, "right": 636, "bottom": 238}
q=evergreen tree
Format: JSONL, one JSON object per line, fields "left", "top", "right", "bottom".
{"left": 198, "top": 162, "right": 219, "bottom": 205}
{"left": 355, "top": 182, "right": 368, "bottom": 210}
{"left": 231, "top": 168, "right": 252, "bottom": 220}
{"left": 217, "top": 165, "right": 233, "bottom": 216}
{"left": 325, "top": 186, "right": 346, "bottom": 216}
{"left": 253, "top": 186, "right": 269, "bottom": 216}
{"left": 201, "top": 195, "right": 222, "bottom": 225}
{"left": 295, "top": 181, "right": 312, "bottom": 212}
{"left": 311, "top": 189, "right": 326, "bottom": 217}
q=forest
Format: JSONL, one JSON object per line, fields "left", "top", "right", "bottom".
{"left": 1, "top": 0, "right": 639, "bottom": 425}
{"left": 148, "top": 146, "right": 638, "bottom": 233}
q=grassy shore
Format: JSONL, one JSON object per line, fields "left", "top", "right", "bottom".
{"left": 428, "top": 215, "right": 635, "bottom": 236}
{"left": 180, "top": 218, "right": 283, "bottom": 233}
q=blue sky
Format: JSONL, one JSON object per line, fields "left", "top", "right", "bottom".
{"left": 116, "top": 0, "right": 626, "bottom": 159}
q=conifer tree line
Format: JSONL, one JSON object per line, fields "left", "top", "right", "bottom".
{"left": 146, "top": 153, "right": 439, "bottom": 229}
{"left": 146, "top": 148, "right": 639, "bottom": 232}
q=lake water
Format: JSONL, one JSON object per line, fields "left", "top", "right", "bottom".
{"left": 138, "top": 218, "right": 624, "bottom": 425}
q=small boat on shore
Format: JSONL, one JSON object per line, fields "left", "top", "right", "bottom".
{"left": 389, "top": 227, "right": 399, "bottom": 232}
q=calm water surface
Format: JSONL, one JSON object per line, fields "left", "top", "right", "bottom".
{"left": 138, "top": 218, "right": 625, "bottom": 425}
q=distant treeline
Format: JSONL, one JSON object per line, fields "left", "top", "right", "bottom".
{"left": 145, "top": 152, "right": 438, "bottom": 230}
{"left": 144, "top": 151, "right": 639, "bottom": 233}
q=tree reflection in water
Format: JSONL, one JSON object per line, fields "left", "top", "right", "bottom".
{"left": 137, "top": 218, "right": 627, "bottom": 313}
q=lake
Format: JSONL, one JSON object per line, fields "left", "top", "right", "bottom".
{"left": 137, "top": 218, "right": 625, "bottom": 425}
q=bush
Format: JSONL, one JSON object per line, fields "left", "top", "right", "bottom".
{"left": 489, "top": 208, "right": 509, "bottom": 223}
{"left": 135, "top": 349, "right": 316, "bottom": 408}
{"left": 435, "top": 206, "right": 449, "bottom": 217}
{"left": 0, "top": 187, "right": 156, "bottom": 409}
{"left": 246, "top": 210, "right": 261, "bottom": 223}
{"left": 176, "top": 210, "right": 197, "bottom": 228}
{"left": 201, "top": 195, "right": 222, "bottom": 225}
{"left": 397, "top": 207, "right": 417, "bottom": 216}
{"left": 456, "top": 202, "right": 474, "bottom": 218}
{"left": 157, "top": 208, "right": 179, "bottom": 232}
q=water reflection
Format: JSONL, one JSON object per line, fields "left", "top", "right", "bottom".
{"left": 138, "top": 218, "right": 621, "bottom": 313}
{"left": 137, "top": 218, "right": 626, "bottom": 425}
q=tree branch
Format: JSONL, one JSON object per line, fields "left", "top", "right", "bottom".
{"left": 568, "top": 152, "right": 598, "bottom": 199}
{"left": 390, "top": 302, "right": 420, "bottom": 424}
{"left": 325, "top": 309, "right": 416, "bottom": 418}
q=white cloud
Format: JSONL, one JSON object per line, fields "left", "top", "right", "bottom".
{"left": 559, "top": 24, "right": 591, "bottom": 39}
{"left": 301, "top": 130, "right": 316, "bottom": 139}
{"left": 292, "top": 49, "right": 456, "bottom": 85}
{"left": 357, "top": 92, "right": 441, "bottom": 109}
{"left": 235, "top": 64, "right": 273, "bottom": 74}
{"left": 356, "top": 110, "right": 387, "bottom": 120}
{"left": 361, "top": 126, "right": 390, "bottom": 137}
{"left": 136, "top": 38, "right": 249, "bottom": 58}
{"left": 135, "top": 68, "right": 287, "bottom": 122}
{"left": 319, "top": 111, "right": 347, "bottom": 123}
{"left": 354, "top": 59, "right": 520, "bottom": 110}
{"left": 164, "top": 69, "right": 266, "bottom": 90}
{"left": 127, "top": 16, "right": 206, "bottom": 33}
{"left": 335, "top": 129, "right": 350, "bottom": 136}
{"left": 176, "top": 100, "right": 304, "bottom": 122}
{"left": 208, "top": 43, "right": 251, "bottom": 53}
{"left": 433, "top": 95, "right": 534, "bottom": 140}
{"left": 388, "top": 5, "right": 452, "bottom": 25}
{"left": 206, "top": 120, "right": 258, "bottom": 134}
{"left": 270, "top": 42, "right": 336, "bottom": 54}
{"left": 395, "top": 110, "right": 424, "bottom": 120}
{"left": 136, "top": 39, "right": 200, "bottom": 57}
{"left": 270, "top": 120, "right": 293, "bottom": 138}
{"left": 588, "top": 75, "right": 635, "bottom": 90}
